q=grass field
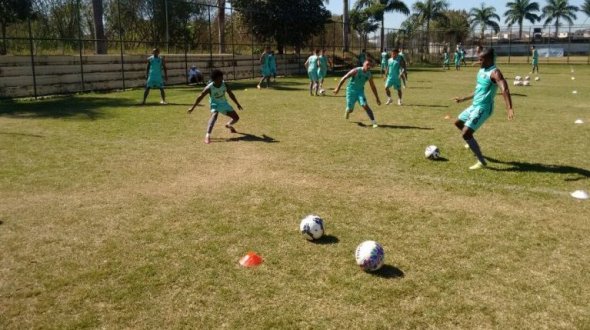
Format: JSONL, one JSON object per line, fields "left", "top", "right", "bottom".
{"left": 1, "top": 63, "right": 589, "bottom": 328}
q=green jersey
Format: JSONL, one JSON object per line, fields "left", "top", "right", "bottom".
{"left": 472, "top": 65, "right": 498, "bottom": 111}
{"left": 318, "top": 55, "right": 329, "bottom": 71}
{"left": 307, "top": 55, "right": 319, "bottom": 72}
{"left": 208, "top": 81, "right": 229, "bottom": 106}
{"left": 347, "top": 67, "right": 372, "bottom": 92}
{"left": 381, "top": 51, "right": 388, "bottom": 64}
{"left": 386, "top": 58, "right": 400, "bottom": 80}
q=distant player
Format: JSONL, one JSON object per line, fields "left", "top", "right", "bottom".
{"left": 317, "top": 49, "right": 331, "bottom": 92}
{"left": 257, "top": 46, "right": 271, "bottom": 89}
{"left": 358, "top": 49, "right": 366, "bottom": 67}
{"left": 268, "top": 50, "right": 277, "bottom": 82}
{"left": 442, "top": 49, "right": 450, "bottom": 70}
{"left": 333, "top": 59, "right": 381, "bottom": 128}
{"left": 531, "top": 45, "right": 539, "bottom": 74}
{"left": 398, "top": 48, "right": 408, "bottom": 88}
{"left": 142, "top": 48, "right": 168, "bottom": 105}
{"left": 454, "top": 49, "right": 461, "bottom": 71}
{"left": 187, "top": 69, "right": 244, "bottom": 144}
{"left": 453, "top": 48, "right": 514, "bottom": 170}
{"left": 304, "top": 49, "right": 320, "bottom": 96}
{"left": 384, "top": 48, "right": 403, "bottom": 106}
{"left": 380, "top": 48, "right": 388, "bottom": 74}
{"left": 460, "top": 47, "right": 467, "bottom": 66}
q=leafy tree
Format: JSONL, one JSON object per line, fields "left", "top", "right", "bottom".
{"left": 469, "top": 3, "right": 501, "bottom": 41}
{"left": 504, "top": 0, "right": 540, "bottom": 39}
{"left": 412, "top": 0, "right": 448, "bottom": 53}
{"left": 0, "top": 0, "right": 34, "bottom": 55}
{"left": 349, "top": 7, "right": 379, "bottom": 48}
{"left": 232, "top": 0, "right": 331, "bottom": 54}
{"left": 217, "top": 0, "right": 225, "bottom": 53}
{"left": 541, "top": 0, "right": 579, "bottom": 36}
{"left": 583, "top": 0, "right": 590, "bottom": 17}
{"left": 354, "top": 0, "right": 409, "bottom": 50}
{"left": 431, "top": 9, "right": 469, "bottom": 43}
{"left": 343, "top": 0, "right": 350, "bottom": 51}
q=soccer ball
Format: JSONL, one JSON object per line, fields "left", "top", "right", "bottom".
{"left": 355, "top": 240, "right": 385, "bottom": 272}
{"left": 535, "top": 77, "right": 540, "bottom": 81}
{"left": 523, "top": 80, "right": 531, "bottom": 86}
{"left": 514, "top": 75, "right": 522, "bottom": 81}
{"left": 513, "top": 80, "right": 523, "bottom": 86}
{"left": 424, "top": 145, "right": 440, "bottom": 159}
{"left": 299, "top": 214, "right": 324, "bottom": 240}
{"left": 524, "top": 75, "right": 530, "bottom": 81}
{"left": 319, "top": 89, "right": 326, "bottom": 95}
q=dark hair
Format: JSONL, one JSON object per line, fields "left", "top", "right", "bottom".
{"left": 210, "top": 69, "right": 224, "bottom": 80}
{"left": 481, "top": 48, "right": 495, "bottom": 60}
{"left": 531, "top": 45, "right": 536, "bottom": 49}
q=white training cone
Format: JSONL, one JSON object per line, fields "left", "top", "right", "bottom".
{"left": 575, "top": 119, "right": 584, "bottom": 124}
{"left": 570, "top": 190, "right": 589, "bottom": 200}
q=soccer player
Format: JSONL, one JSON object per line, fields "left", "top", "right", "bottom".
{"left": 358, "top": 49, "right": 366, "bottom": 67}
{"left": 460, "top": 47, "right": 467, "bottom": 66}
{"left": 454, "top": 49, "right": 461, "bottom": 71}
{"left": 384, "top": 48, "right": 403, "bottom": 106}
{"left": 442, "top": 49, "right": 450, "bottom": 70}
{"left": 531, "top": 45, "right": 539, "bottom": 74}
{"left": 380, "top": 48, "right": 388, "bottom": 74}
{"left": 268, "top": 50, "right": 277, "bottom": 82}
{"left": 304, "top": 49, "right": 320, "bottom": 96}
{"left": 257, "top": 46, "right": 272, "bottom": 89}
{"left": 453, "top": 48, "right": 514, "bottom": 170}
{"left": 317, "top": 49, "right": 331, "bottom": 92}
{"left": 398, "top": 48, "right": 408, "bottom": 88}
{"left": 187, "top": 69, "right": 244, "bottom": 144}
{"left": 142, "top": 48, "right": 168, "bottom": 105}
{"left": 333, "top": 59, "right": 381, "bottom": 128}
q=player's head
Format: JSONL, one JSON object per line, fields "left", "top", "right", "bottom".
{"left": 314, "top": 49, "right": 320, "bottom": 55}
{"left": 391, "top": 48, "right": 399, "bottom": 57}
{"left": 152, "top": 48, "right": 160, "bottom": 56}
{"left": 265, "top": 46, "right": 271, "bottom": 52}
{"left": 210, "top": 69, "right": 224, "bottom": 84}
{"left": 531, "top": 45, "right": 536, "bottom": 50}
{"left": 362, "top": 58, "right": 373, "bottom": 70}
{"left": 321, "top": 49, "right": 326, "bottom": 54}
{"left": 478, "top": 48, "right": 495, "bottom": 68}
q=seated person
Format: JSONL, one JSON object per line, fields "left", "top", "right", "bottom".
{"left": 188, "top": 65, "right": 203, "bottom": 84}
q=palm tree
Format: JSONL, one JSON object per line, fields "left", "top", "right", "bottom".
{"left": 412, "top": 0, "right": 449, "bottom": 53}
{"left": 469, "top": 3, "right": 501, "bottom": 41}
{"left": 217, "top": 0, "right": 225, "bottom": 53}
{"left": 350, "top": 8, "right": 379, "bottom": 48}
{"left": 354, "top": 0, "right": 409, "bottom": 50}
{"left": 583, "top": 0, "right": 590, "bottom": 17}
{"left": 541, "top": 0, "right": 579, "bottom": 37}
{"left": 504, "top": 0, "right": 541, "bottom": 39}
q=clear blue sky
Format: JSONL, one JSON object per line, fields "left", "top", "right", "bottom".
{"left": 324, "top": 0, "right": 589, "bottom": 28}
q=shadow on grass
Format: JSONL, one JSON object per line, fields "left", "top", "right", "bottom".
{"left": 430, "top": 157, "right": 449, "bottom": 162}
{"left": 0, "top": 96, "right": 137, "bottom": 120}
{"left": 406, "top": 86, "right": 433, "bottom": 89}
{"left": 211, "top": 132, "right": 279, "bottom": 143}
{"left": 310, "top": 234, "right": 339, "bottom": 245}
{"left": 510, "top": 93, "right": 528, "bottom": 97}
{"left": 355, "top": 122, "right": 433, "bottom": 130}
{"left": 370, "top": 264, "right": 405, "bottom": 279}
{"left": 404, "top": 104, "right": 449, "bottom": 108}
{"left": 486, "top": 157, "right": 590, "bottom": 181}
{"left": 0, "top": 132, "right": 44, "bottom": 138}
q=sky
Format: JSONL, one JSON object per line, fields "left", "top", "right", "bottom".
{"left": 324, "top": 0, "right": 589, "bottom": 29}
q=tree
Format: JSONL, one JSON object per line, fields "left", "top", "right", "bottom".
{"left": 349, "top": 7, "right": 379, "bottom": 48}
{"left": 412, "top": 0, "right": 448, "bottom": 53}
{"left": 354, "top": 0, "right": 409, "bottom": 50}
{"left": 0, "top": 0, "right": 34, "bottom": 55}
{"left": 431, "top": 9, "right": 470, "bottom": 43}
{"left": 217, "top": 0, "right": 225, "bottom": 53}
{"left": 542, "top": 0, "right": 579, "bottom": 36}
{"left": 91, "top": 0, "right": 107, "bottom": 54}
{"left": 232, "top": 0, "right": 331, "bottom": 54}
{"left": 469, "top": 3, "right": 501, "bottom": 41}
{"left": 343, "top": 0, "right": 350, "bottom": 51}
{"left": 583, "top": 0, "right": 590, "bottom": 17}
{"left": 504, "top": 0, "right": 540, "bottom": 39}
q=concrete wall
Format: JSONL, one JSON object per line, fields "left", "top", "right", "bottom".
{"left": 0, "top": 54, "right": 306, "bottom": 98}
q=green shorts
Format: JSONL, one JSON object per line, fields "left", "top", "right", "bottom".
{"left": 346, "top": 88, "right": 367, "bottom": 111}
{"left": 211, "top": 101, "right": 234, "bottom": 114}
{"left": 308, "top": 70, "right": 319, "bottom": 82}
{"left": 385, "top": 76, "right": 401, "bottom": 90}
{"left": 458, "top": 106, "right": 493, "bottom": 132}
{"left": 317, "top": 68, "right": 327, "bottom": 80}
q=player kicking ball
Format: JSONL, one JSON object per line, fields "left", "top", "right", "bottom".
{"left": 333, "top": 59, "right": 381, "bottom": 128}
{"left": 453, "top": 48, "right": 514, "bottom": 170}
{"left": 187, "top": 70, "right": 243, "bottom": 144}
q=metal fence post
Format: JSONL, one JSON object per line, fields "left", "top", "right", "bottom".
{"left": 230, "top": 4, "right": 236, "bottom": 80}
{"left": 27, "top": 16, "right": 37, "bottom": 99}
{"left": 117, "top": 0, "right": 126, "bottom": 90}
{"left": 77, "top": 0, "right": 86, "bottom": 92}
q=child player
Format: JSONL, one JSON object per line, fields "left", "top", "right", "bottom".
{"left": 187, "top": 70, "right": 244, "bottom": 144}
{"left": 333, "top": 59, "right": 381, "bottom": 128}
{"left": 385, "top": 48, "right": 403, "bottom": 106}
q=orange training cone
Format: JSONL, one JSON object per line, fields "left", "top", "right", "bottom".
{"left": 239, "top": 252, "right": 263, "bottom": 267}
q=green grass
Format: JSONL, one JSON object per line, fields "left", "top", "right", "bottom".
{"left": 1, "top": 64, "right": 589, "bottom": 329}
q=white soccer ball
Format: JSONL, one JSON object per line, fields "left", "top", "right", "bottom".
{"left": 355, "top": 240, "right": 385, "bottom": 272}
{"left": 319, "top": 89, "right": 325, "bottom": 95}
{"left": 514, "top": 75, "right": 522, "bottom": 81}
{"left": 523, "top": 80, "right": 531, "bottom": 86}
{"left": 513, "top": 80, "right": 523, "bottom": 86}
{"left": 424, "top": 145, "right": 440, "bottom": 159}
{"left": 299, "top": 214, "right": 324, "bottom": 240}
{"left": 535, "top": 77, "right": 540, "bottom": 81}
{"left": 524, "top": 75, "right": 530, "bottom": 81}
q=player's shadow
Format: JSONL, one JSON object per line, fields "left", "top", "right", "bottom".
{"left": 509, "top": 93, "right": 528, "bottom": 97}
{"left": 355, "top": 122, "right": 433, "bottom": 130}
{"left": 486, "top": 157, "right": 590, "bottom": 181}
{"left": 430, "top": 157, "right": 449, "bottom": 162}
{"left": 404, "top": 104, "right": 449, "bottom": 108}
{"left": 225, "top": 132, "right": 279, "bottom": 143}
{"left": 310, "top": 234, "right": 339, "bottom": 245}
{"left": 370, "top": 265, "right": 405, "bottom": 279}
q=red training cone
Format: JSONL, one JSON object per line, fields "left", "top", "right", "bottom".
{"left": 239, "top": 252, "right": 263, "bottom": 267}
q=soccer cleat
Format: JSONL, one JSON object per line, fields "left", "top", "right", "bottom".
{"left": 225, "top": 124, "right": 237, "bottom": 133}
{"left": 345, "top": 110, "right": 351, "bottom": 119}
{"left": 160, "top": 100, "right": 167, "bottom": 105}
{"left": 257, "top": 85, "right": 261, "bottom": 90}
{"left": 397, "top": 99, "right": 402, "bottom": 106}
{"left": 385, "top": 98, "right": 392, "bottom": 105}
{"left": 204, "top": 136, "right": 211, "bottom": 144}
{"left": 469, "top": 161, "right": 486, "bottom": 170}
{"left": 372, "top": 123, "right": 379, "bottom": 128}
{"left": 464, "top": 143, "right": 470, "bottom": 149}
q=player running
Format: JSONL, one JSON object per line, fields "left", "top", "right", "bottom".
{"left": 257, "top": 46, "right": 272, "bottom": 89}
{"left": 385, "top": 48, "right": 403, "bottom": 106}
{"left": 531, "top": 45, "right": 539, "bottom": 74}
{"left": 398, "top": 48, "right": 408, "bottom": 88}
{"left": 442, "top": 49, "right": 450, "bottom": 70}
{"left": 187, "top": 69, "right": 244, "bottom": 144}
{"left": 454, "top": 49, "right": 461, "bottom": 71}
{"left": 453, "top": 48, "right": 514, "bottom": 170}
{"left": 141, "top": 48, "right": 168, "bottom": 105}
{"left": 317, "top": 49, "right": 332, "bottom": 93}
{"left": 380, "top": 48, "right": 388, "bottom": 75}
{"left": 333, "top": 59, "right": 381, "bottom": 128}
{"left": 304, "top": 49, "right": 320, "bottom": 96}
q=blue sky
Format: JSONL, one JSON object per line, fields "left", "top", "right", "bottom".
{"left": 324, "top": 0, "right": 589, "bottom": 28}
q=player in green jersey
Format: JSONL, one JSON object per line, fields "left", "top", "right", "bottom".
{"left": 142, "top": 48, "right": 168, "bottom": 105}
{"left": 531, "top": 45, "right": 539, "bottom": 74}
{"left": 304, "top": 49, "right": 320, "bottom": 96}
{"left": 257, "top": 46, "right": 272, "bottom": 89}
{"left": 384, "top": 48, "right": 403, "bottom": 106}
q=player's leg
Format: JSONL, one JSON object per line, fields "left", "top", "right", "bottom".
{"left": 224, "top": 110, "right": 239, "bottom": 133}
{"left": 205, "top": 111, "right": 219, "bottom": 144}
{"left": 359, "top": 95, "right": 377, "bottom": 127}
{"left": 385, "top": 86, "right": 392, "bottom": 105}
{"left": 142, "top": 87, "right": 151, "bottom": 104}
{"left": 462, "top": 126, "right": 486, "bottom": 169}
{"left": 459, "top": 107, "right": 489, "bottom": 168}
{"left": 159, "top": 87, "right": 166, "bottom": 104}
{"left": 345, "top": 90, "right": 356, "bottom": 119}
{"left": 396, "top": 87, "right": 402, "bottom": 106}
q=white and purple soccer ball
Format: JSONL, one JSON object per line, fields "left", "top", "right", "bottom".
{"left": 299, "top": 214, "right": 324, "bottom": 240}
{"left": 425, "top": 145, "right": 441, "bottom": 159}
{"left": 355, "top": 240, "right": 385, "bottom": 272}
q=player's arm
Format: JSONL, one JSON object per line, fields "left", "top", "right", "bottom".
{"left": 226, "top": 86, "right": 243, "bottom": 110}
{"left": 259, "top": 54, "right": 265, "bottom": 65}
{"left": 162, "top": 57, "right": 168, "bottom": 81}
{"left": 187, "top": 86, "right": 211, "bottom": 113}
{"left": 492, "top": 70, "right": 514, "bottom": 120}
{"left": 368, "top": 77, "right": 381, "bottom": 105}
{"left": 454, "top": 93, "right": 474, "bottom": 103}
{"left": 333, "top": 68, "right": 357, "bottom": 94}
{"left": 304, "top": 57, "right": 309, "bottom": 70}
{"left": 145, "top": 60, "right": 151, "bottom": 78}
